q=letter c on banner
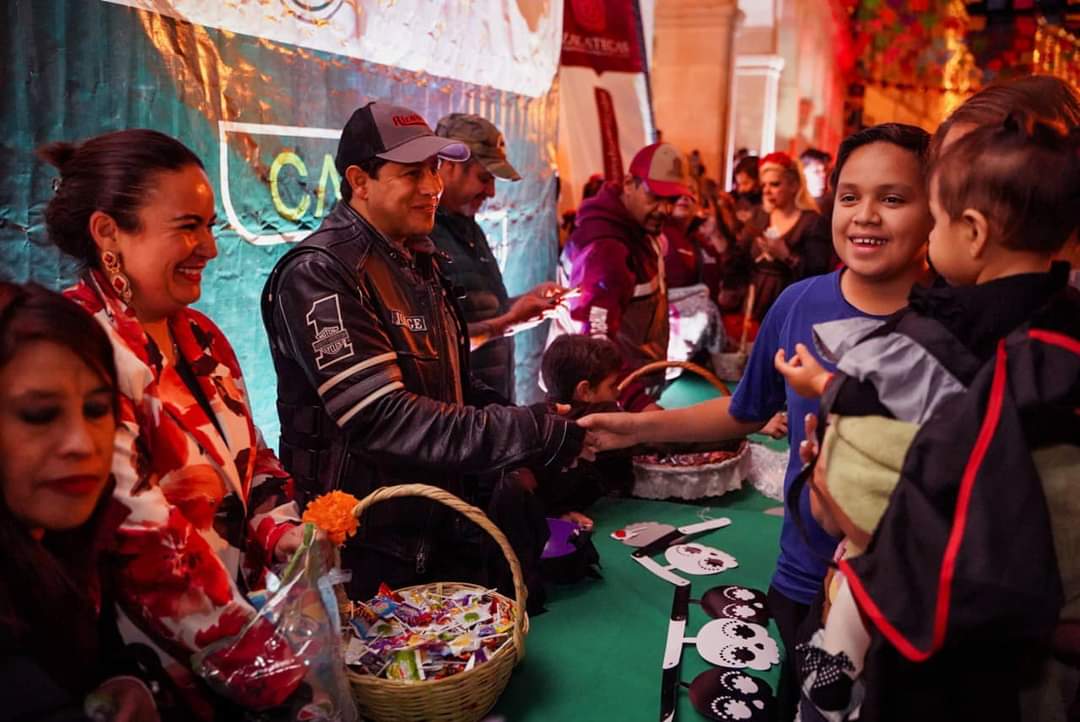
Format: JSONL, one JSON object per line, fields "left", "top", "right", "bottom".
{"left": 270, "top": 151, "right": 310, "bottom": 221}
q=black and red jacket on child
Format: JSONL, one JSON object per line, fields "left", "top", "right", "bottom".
{"left": 810, "top": 263, "right": 1080, "bottom": 721}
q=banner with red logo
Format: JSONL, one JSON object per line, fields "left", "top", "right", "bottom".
{"left": 561, "top": 0, "right": 645, "bottom": 74}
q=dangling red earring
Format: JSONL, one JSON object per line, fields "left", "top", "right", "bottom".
{"left": 100, "top": 250, "right": 133, "bottom": 304}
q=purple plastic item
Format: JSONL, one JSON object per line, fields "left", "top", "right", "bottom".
{"left": 541, "top": 517, "right": 579, "bottom": 559}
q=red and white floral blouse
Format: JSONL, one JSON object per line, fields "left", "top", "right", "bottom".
{"left": 66, "top": 270, "right": 301, "bottom": 713}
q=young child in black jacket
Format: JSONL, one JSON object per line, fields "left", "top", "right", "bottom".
{"left": 537, "top": 334, "right": 634, "bottom": 530}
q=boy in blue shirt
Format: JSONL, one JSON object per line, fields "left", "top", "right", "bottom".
{"left": 580, "top": 123, "right": 935, "bottom": 721}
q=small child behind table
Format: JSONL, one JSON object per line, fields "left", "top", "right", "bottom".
{"left": 538, "top": 334, "right": 634, "bottom": 529}
{"left": 775, "top": 114, "right": 1080, "bottom": 720}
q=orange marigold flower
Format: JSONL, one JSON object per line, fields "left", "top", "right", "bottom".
{"left": 302, "top": 491, "right": 360, "bottom": 546}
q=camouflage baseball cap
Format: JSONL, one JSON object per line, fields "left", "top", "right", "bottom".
{"left": 435, "top": 113, "right": 522, "bottom": 181}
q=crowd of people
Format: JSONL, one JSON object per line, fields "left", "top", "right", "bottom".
{"left": 0, "top": 73, "right": 1078, "bottom": 722}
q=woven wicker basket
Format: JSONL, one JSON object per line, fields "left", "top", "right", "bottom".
{"left": 616, "top": 359, "right": 731, "bottom": 398}
{"left": 618, "top": 361, "right": 751, "bottom": 500}
{"left": 346, "top": 484, "right": 528, "bottom": 722}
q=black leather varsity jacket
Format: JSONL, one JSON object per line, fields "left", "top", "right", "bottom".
{"left": 261, "top": 201, "right": 583, "bottom": 570}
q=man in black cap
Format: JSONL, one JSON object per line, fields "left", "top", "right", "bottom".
{"left": 431, "top": 113, "right": 565, "bottom": 403}
{"left": 261, "top": 101, "right": 589, "bottom": 598}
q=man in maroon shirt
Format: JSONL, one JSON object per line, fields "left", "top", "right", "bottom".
{"left": 547, "top": 143, "right": 689, "bottom": 410}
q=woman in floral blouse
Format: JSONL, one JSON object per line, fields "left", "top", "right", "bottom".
{"left": 38, "top": 129, "right": 305, "bottom": 718}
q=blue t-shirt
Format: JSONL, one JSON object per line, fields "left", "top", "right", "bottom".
{"left": 729, "top": 270, "right": 884, "bottom": 605}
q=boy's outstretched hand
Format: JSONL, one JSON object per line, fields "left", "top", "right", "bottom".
{"left": 576, "top": 411, "right": 640, "bottom": 452}
{"left": 774, "top": 343, "right": 832, "bottom": 399}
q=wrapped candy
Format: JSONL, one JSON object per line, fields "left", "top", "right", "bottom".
{"left": 345, "top": 585, "right": 515, "bottom": 682}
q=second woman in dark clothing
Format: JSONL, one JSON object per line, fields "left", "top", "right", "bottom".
{"left": 0, "top": 282, "right": 158, "bottom": 722}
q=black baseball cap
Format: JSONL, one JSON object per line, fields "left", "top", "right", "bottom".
{"left": 335, "top": 101, "right": 470, "bottom": 175}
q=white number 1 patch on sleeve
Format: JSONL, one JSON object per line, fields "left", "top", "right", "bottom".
{"left": 307, "top": 294, "right": 355, "bottom": 370}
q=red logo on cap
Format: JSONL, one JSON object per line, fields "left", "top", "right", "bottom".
{"left": 392, "top": 113, "right": 427, "bottom": 127}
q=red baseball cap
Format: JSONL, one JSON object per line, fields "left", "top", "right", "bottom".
{"left": 628, "top": 143, "right": 690, "bottom": 198}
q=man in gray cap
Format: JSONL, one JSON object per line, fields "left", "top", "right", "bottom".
{"left": 261, "top": 101, "right": 589, "bottom": 598}
{"left": 432, "top": 113, "right": 565, "bottom": 402}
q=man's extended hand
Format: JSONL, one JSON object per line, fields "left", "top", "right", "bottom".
{"left": 526, "top": 281, "right": 568, "bottom": 301}
{"left": 506, "top": 292, "right": 556, "bottom": 325}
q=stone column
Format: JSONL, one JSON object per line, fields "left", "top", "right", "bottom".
{"left": 731, "top": 53, "right": 786, "bottom": 158}
{"left": 652, "top": 0, "right": 742, "bottom": 186}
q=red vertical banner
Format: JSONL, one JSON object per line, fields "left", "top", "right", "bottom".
{"left": 594, "top": 87, "right": 624, "bottom": 184}
{"left": 562, "top": 0, "right": 645, "bottom": 73}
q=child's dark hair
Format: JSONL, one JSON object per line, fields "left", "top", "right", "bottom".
{"left": 37, "top": 129, "right": 205, "bottom": 267}
{"left": 931, "top": 113, "right": 1080, "bottom": 254}
{"left": 542, "top": 335, "right": 623, "bottom": 404}
{"left": 930, "top": 75, "right": 1080, "bottom": 160}
{"left": 829, "top": 123, "right": 931, "bottom": 195}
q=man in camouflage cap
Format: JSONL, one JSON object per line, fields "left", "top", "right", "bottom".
{"left": 432, "top": 113, "right": 564, "bottom": 402}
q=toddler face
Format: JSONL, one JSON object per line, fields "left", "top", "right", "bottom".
{"left": 927, "top": 175, "right": 980, "bottom": 287}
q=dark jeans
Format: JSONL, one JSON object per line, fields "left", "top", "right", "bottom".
{"left": 768, "top": 585, "right": 828, "bottom": 722}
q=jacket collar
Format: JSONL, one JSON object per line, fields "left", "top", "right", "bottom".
{"left": 334, "top": 201, "right": 441, "bottom": 278}
{"left": 78, "top": 270, "right": 252, "bottom": 502}
{"left": 908, "top": 262, "right": 1071, "bottom": 362}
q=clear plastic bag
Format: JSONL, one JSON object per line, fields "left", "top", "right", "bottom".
{"left": 192, "top": 524, "right": 358, "bottom": 721}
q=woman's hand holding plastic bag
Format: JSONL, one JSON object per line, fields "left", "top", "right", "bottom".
{"left": 192, "top": 523, "right": 357, "bottom": 721}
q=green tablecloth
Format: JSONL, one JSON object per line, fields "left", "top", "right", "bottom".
{"left": 493, "top": 491, "right": 784, "bottom": 721}
{"left": 494, "top": 374, "right": 788, "bottom": 721}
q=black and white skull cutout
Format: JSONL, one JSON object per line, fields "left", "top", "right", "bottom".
{"left": 612, "top": 521, "right": 677, "bottom": 547}
{"left": 701, "top": 585, "right": 770, "bottom": 625}
{"left": 665, "top": 543, "right": 738, "bottom": 575}
{"left": 661, "top": 584, "right": 777, "bottom": 722}
{"left": 696, "top": 618, "right": 780, "bottom": 671}
{"left": 688, "top": 669, "right": 773, "bottom": 722}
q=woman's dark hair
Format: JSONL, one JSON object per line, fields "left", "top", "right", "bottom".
{"left": 542, "top": 334, "right": 623, "bottom": 404}
{"left": 0, "top": 282, "right": 119, "bottom": 692}
{"left": 932, "top": 114, "right": 1080, "bottom": 254}
{"left": 0, "top": 282, "right": 117, "bottom": 392}
{"left": 830, "top": 123, "right": 931, "bottom": 195}
{"left": 37, "top": 129, "right": 205, "bottom": 267}
{"left": 930, "top": 75, "right": 1080, "bottom": 160}
{"left": 733, "top": 155, "right": 760, "bottom": 182}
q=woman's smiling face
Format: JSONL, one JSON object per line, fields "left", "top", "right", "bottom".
{"left": 100, "top": 164, "right": 218, "bottom": 320}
